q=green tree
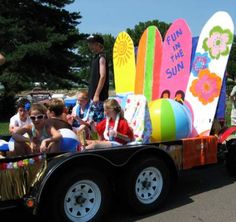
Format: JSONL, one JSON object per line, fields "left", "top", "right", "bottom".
{"left": 227, "top": 35, "right": 236, "bottom": 80}
{"left": 0, "top": 0, "right": 82, "bottom": 92}
{"left": 126, "top": 20, "right": 171, "bottom": 46}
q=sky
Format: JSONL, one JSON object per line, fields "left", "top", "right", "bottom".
{"left": 65, "top": 0, "right": 236, "bottom": 37}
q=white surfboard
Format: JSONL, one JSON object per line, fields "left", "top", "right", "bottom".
{"left": 185, "top": 11, "right": 234, "bottom": 136}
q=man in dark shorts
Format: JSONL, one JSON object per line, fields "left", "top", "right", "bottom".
{"left": 87, "top": 34, "right": 109, "bottom": 123}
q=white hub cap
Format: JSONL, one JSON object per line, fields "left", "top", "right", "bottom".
{"left": 135, "top": 167, "right": 163, "bottom": 204}
{"left": 64, "top": 180, "right": 101, "bottom": 222}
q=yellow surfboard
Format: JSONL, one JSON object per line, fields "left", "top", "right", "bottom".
{"left": 113, "top": 31, "right": 136, "bottom": 94}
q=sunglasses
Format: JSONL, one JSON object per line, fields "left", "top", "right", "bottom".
{"left": 30, "top": 115, "right": 44, "bottom": 121}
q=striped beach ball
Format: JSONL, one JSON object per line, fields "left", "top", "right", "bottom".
{"left": 149, "top": 99, "right": 192, "bottom": 142}
{"left": 59, "top": 128, "right": 80, "bottom": 152}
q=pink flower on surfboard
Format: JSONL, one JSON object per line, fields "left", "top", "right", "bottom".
{"left": 190, "top": 69, "right": 222, "bottom": 105}
{"left": 203, "top": 26, "right": 233, "bottom": 59}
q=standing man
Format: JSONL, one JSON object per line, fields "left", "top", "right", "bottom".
{"left": 87, "top": 34, "right": 109, "bottom": 123}
{"left": 230, "top": 81, "right": 236, "bottom": 125}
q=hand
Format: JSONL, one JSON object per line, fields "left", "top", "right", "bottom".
{"left": 108, "top": 129, "right": 117, "bottom": 138}
{"left": 40, "top": 139, "right": 48, "bottom": 152}
{"left": 93, "top": 95, "right": 99, "bottom": 104}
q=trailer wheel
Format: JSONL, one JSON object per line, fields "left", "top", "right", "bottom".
{"left": 226, "top": 145, "right": 236, "bottom": 176}
{"left": 123, "top": 157, "right": 171, "bottom": 213}
{"left": 49, "top": 168, "right": 110, "bottom": 222}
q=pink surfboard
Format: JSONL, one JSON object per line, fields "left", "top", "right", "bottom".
{"left": 158, "top": 19, "right": 192, "bottom": 103}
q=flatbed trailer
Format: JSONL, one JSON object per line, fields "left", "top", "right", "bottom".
{"left": 1, "top": 131, "right": 235, "bottom": 222}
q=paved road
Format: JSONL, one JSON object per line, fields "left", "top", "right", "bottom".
{"left": 108, "top": 163, "right": 236, "bottom": 222}
{"left": 1, "top": 163, "right": 236, "bottom": 222}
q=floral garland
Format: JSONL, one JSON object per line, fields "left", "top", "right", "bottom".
{"left": 103, "top": 114, "right": 120, "bottom": 141}
{"left": 0, "top": 154, "right": 44, "bottom": 170}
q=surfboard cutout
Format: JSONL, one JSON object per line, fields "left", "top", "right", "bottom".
{"left": 135, "top": 26, "right": 162, "bottom": 102}
{"left": 158, "top": 19, "right": 192, "bottom": 103}
{"left": 185, "top": 11, "right": 234, "bottom": 136}
{"left": 113, "top": 31, "right": 136, "bottom": 94}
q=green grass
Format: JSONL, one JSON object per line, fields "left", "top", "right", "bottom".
{"left": 0, "top": 121, "right": 10, "bottom": 136}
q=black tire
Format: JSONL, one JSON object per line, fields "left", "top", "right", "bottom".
{"left": 226, "top": 145, "right": 236, "bottom": 176}
{"left": 47, "top": 168, "right": 111, "bottom": 222}
{"left": 122, "top": 157, "right": 171, "bottom": 214}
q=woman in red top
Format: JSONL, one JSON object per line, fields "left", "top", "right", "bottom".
{"left": 86, "top": 99, "right": 133, "bottom": 149}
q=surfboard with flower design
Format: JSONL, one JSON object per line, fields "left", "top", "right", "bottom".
{"left": 113, "top": 31, "right": 136, "bottom": 94}
{"left": 185, "top": 11, "right": 234, "bottom": 136}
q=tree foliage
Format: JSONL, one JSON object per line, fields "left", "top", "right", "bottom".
{"left": 126, "top": 20, "right": 171, "bottom": 46}
{"left": 227, "top": 36, "right": 236, "bottom": 79}
{"left": 0, "top": 0, "right": 82, "bottom": 92}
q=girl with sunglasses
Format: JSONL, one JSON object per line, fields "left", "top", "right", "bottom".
{"left": 8, "top": 103, "right": 62, "bottom": 156}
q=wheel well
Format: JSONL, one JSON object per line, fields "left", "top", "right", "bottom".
{"left": 37, "top": 155, "right": 116, "bottom": 214}
{"left": 37, "top": 149, "right": 178, "bottom": 215}
{"left": 121, "top": 148, "right": 178, "bottom": 185}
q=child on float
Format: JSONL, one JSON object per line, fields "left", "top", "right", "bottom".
{"left": 9, "top": 98, "right": 32, "bottom": 134}
{"left": 70, "top": 90, "right": 95, "bottom": 137}
{"left": 47, "top": 98, "right": 73, "bottom": 131}
{"left": 46, "top": 98, "right": 79, "bottom": 152}
{"left": 8, "top": 103, "right": 62, "bottom": 156}
{"left": 85, "top": 98, "right": 134, "bottom": 149}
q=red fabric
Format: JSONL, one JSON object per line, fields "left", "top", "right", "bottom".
{"left": 96, "top": 118, "right": 133, "bottom": 144}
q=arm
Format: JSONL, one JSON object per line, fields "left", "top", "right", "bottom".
{"left": 40, "top": 126, "right": 62, "bottom": 152}
{"left": 11, "top": 126, "right": 32, "bottom": 143}
{"left": 9, "top": 125, "right": 19, "bottom": 134}
{"left": 93, "top": 57, "right": 107, "bottom": 103}
{"left": 9, "top": 117, "right": 19, "bottom": 134}
{"left": 74, "top": 116, "right": 91, "bottom": 128}
{"left": 109, "top": 120, "right": 134, "bottom": 143}
{"left": 110, "top": 130, "right": 132, "bottom": 142}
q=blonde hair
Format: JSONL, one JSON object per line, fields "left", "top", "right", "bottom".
{"left": 104, "top": 99, "right": 124, "bottom": 118}
{"left": 77, "top": 89, "right": 89, "bottom": 100}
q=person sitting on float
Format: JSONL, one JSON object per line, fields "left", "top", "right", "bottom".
{"left": 9, "top": 98, "right": 32, "bottom": 134}
{"left": 46, "top": 98, "right": 79, "bottom": 152}
{"left": 8, "top": 103, "right": 62, "bottom": 156}
{"left": 46, "top": 98, "right": 73, "bottom": 131}
{"left": 86, "top": 98, "right": 134, "bottom": 149}
{"left": 70, "top": 90, "right": 95, "bottom": 137}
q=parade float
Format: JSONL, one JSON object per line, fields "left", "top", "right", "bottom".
{"left": 0, "top": 11, "right": 236, "bottom": 222}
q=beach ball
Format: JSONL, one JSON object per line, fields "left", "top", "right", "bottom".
{"left": 8, "top": 137, "right": 15, "bottom": 151}
{"left": 0, "top": 139, "right": 9, "bottom": 151}
{"left": 149, "top": 99, "right": 192, "bottom": 142}
{"left": 59, "top": 128, "right": 79, "bottom": 152}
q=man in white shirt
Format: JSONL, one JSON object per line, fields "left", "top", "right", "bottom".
{"left": 230, "top": 84, "right": 236, "bottom": 125}
{"left": 9, "top": 98, "right": 32, "bottom": 134}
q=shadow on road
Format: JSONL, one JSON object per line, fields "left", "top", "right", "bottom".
{"left": 107, "top": 163, "right": 236, "bottom": 221}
